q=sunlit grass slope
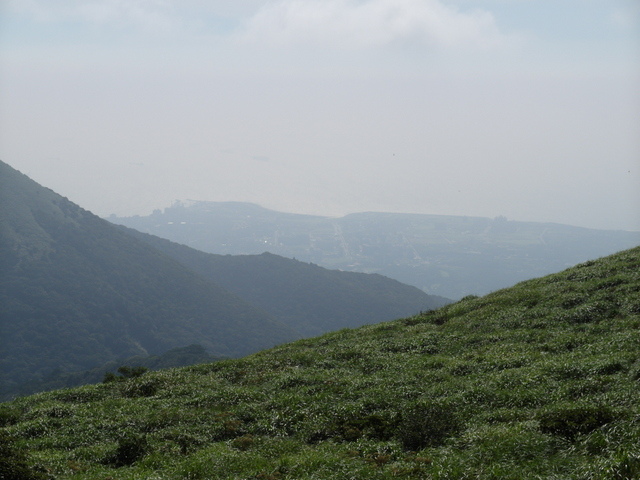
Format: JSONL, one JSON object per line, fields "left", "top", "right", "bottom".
{"left": 2, "top": 247, "right": 640, "bottom": 479}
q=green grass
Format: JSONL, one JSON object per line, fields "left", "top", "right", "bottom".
{"left": 2, "top": 246, "right": 640, "bottom": 479}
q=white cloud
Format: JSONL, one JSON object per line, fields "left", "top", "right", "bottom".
{"left": 240, "top": 0, "right": 505, "bottom": 49}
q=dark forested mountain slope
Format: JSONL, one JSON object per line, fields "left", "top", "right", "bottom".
{"left": 0, "top": 160, "right": 445, "bottom": 399}
{"left": 0, "top": 161, "right": 296, "bottom": 398}
{"left": 3, "top": 246, "right": 640, "bottom": 479}
{"left": 119, "top": 228, "right": 450, "bottom": 337}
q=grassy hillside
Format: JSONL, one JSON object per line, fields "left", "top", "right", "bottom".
{"left": 2, "top": 247, "right": 639, "bottom": 479}
{"left": 12, "top": 345, "right": 225, "bottom": 397}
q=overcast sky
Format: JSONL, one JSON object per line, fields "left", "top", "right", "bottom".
{"left": 1, "top": 0, "right": 639, "bottom": 230}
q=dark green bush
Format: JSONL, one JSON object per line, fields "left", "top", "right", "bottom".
{"left": 332, "top": 413, "right": 399, "bottom": 442}
{"left": 0, "top": 404, "right": 22, "bottom": 426}
{"left": 562, "top": 301, "right": 619, "bottom": 324}
{"left": 610, "top": 452, "right": 640, "bottom": 480}
{"left": 397, "top": 401, "right": 462, "bottom": 451}
{"left": 566, "top": 379, "right": 612, "bottom": 399}
{"left": 44, "top": 405, "right": 73, "bottom": 419}
{"left": 538, "top": 404, "right": 617, "bottom": 440}
{"left": 402, "top": 316, "right": 423, "bottom": 326}
{"left": 52, "top": 388, "right": 104, "bottom": 403}
{"left": 547, "top": 363, "right": 589, "bottom": 380}
{"left": 159, "top": 430, "right": 208, "bottom": 455}
{"left": 561, "top": 295, "right": 586, "bottom": 309}
{"left": 0, "top": 431, "right": 49, "bottom": 480}
{"left": 460, "top": 295, "right": 480, "bottom": 302}
{"left": 430, "top": 312, "right": 450, "bottom": 325}
{"left": 102, "top": 434, "right": 149, "bottom": 467}
{"left": 623, "top": 301, "right": 640, "bottom": 315}
{"left": 593, "top": 277, "right": 625, "bottom": 291}
{"left": 120, "top": 377, "right": 161, "bottom": 398}
{"left": 592, "top": 361, "right": 625, "bottom": 376}
{"left": 103, "top": 365, "right": 149, "bottom": 383}
{"left": 208, "top": 412, "right": 247, "bottom": 441}
{"left": 231, "top": 434, "right": 255, "bottom": 451}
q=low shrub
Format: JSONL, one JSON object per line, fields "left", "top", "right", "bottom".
{"left": 160, "top": 430, "right": 208, "bottom": 455}
{"left": 103, "top": 365, "right": 149, "bottom": 383}
{"left": 538, "top": 404, "right": 617, "bottom": 440}
{"left": 397, "top": 400, "right": 462, "bottom": 451}
{"left": 0, "top": 404, "right": 22, "bottom": 426}
{"left": 231, "top": 434, "right": 255, "bottom": 451}
{"left": 333, "top": 413, "right": 399, "bottom": 442}
{"left": 102, "top": 434, "right": 149, "bottom": 467}
{"left": 0, "top": 431, "right": 49, "bottom": 480}
{"left": 561, "top": 301, "right": 618, "bottom": 324}
{"left": 609, "top": 452, "right": 640, "bottom": 480}
{"left": 119, "top": 377, "right": 161, "bottom": 398}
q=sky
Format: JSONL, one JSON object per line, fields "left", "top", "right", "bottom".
{"left": 0, "top": 0, "right": 639, "bottom": 231}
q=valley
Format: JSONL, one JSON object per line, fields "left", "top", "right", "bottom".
{"left": 111, "top": 202, "right": 640, "bottom": 299}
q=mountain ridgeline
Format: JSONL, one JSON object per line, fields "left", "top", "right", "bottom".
{"left": 110, "top": 201, "right": 640, "bottom": 299}
{"left": 0, "top": 160, "right": 444, "bottom": 399}
{"left": 2, "top": 246, "right": 639, "bottom": 479}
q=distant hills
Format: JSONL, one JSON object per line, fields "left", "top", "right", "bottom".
{"left": 4, "top": 245, "right": 640, "bottom": 479}
{"left": 110, "top": 201, "right": 640, "bottom": 299}
{"left": 0, "top": 160, "right": 443, "bottom": 399}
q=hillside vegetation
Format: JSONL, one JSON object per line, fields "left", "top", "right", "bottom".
{"left": 12, "top": 345, "right": 225, "bottom": 397}
{"left": 2, "top": 247, "right": 640, "bottom": 479}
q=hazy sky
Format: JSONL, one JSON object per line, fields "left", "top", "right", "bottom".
{"left": 1, "top": 0, "right": 639, "bottom": 230}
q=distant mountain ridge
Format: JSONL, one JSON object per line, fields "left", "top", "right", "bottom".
{"left": 110, "top": 201, "right": 640, "bottom": 298}
{"left": 0, "top": 160, "right": 443, "bottom": 399}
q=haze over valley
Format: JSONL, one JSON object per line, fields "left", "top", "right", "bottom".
{"left": 111, "top": 201, "right": 640, "bottom": 299}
